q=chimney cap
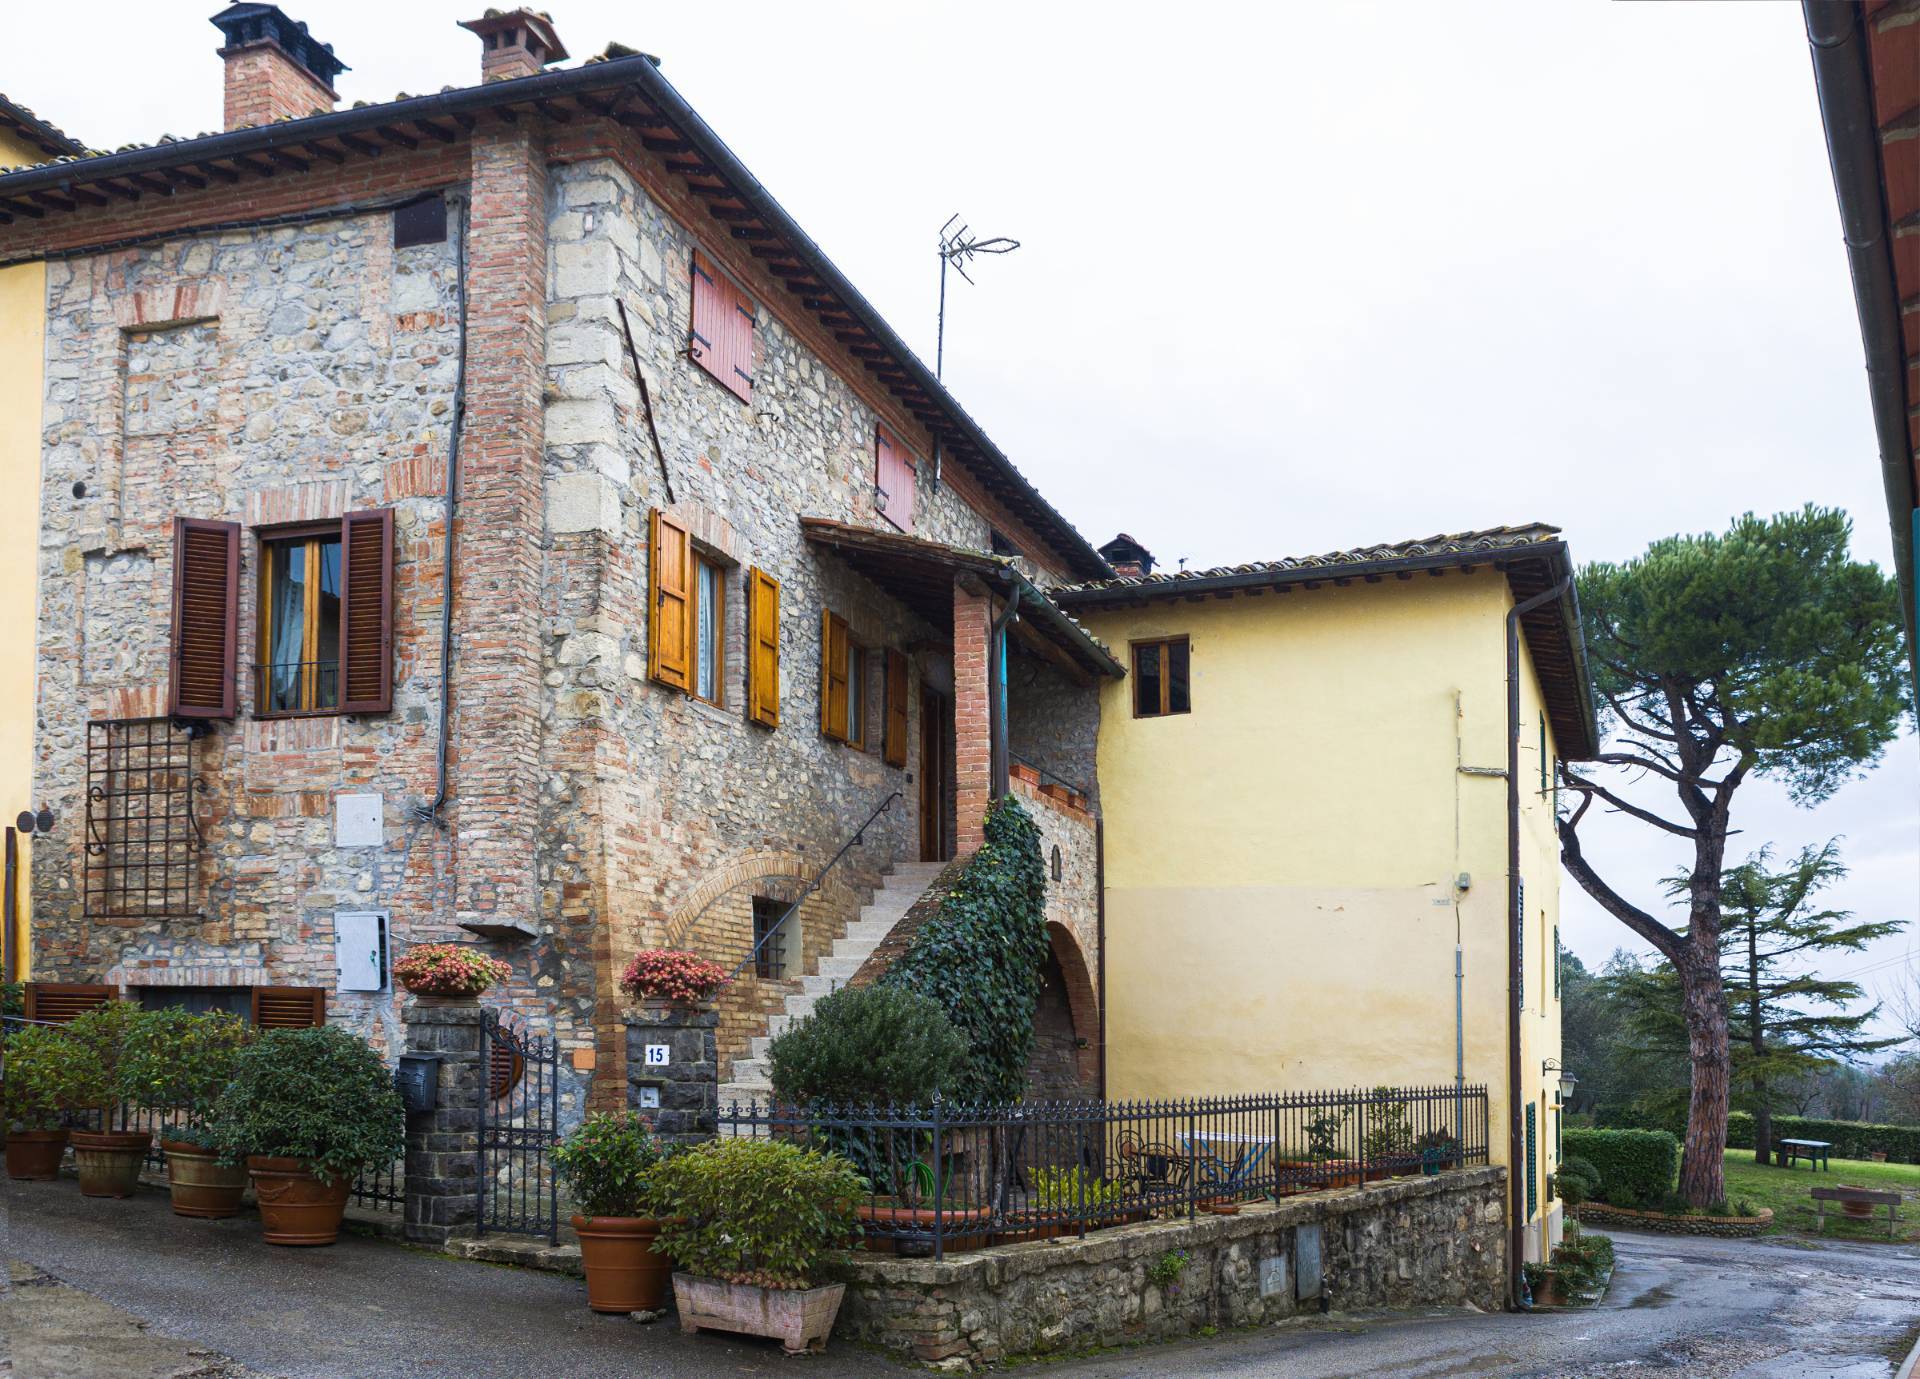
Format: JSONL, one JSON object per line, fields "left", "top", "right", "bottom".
{"left": 460, "top": 8, "right": 570, "bottom": 65}
{"left": 1097, "top": 532, "right": 1156, "bottom": 576}
{"left": 210, "top": 4, "right": 348, "bottom": 85}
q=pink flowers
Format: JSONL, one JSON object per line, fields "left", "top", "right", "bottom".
{"left": 393, "top": 943, "right": 513, "bottom": 998}
{"left": 621, "top": 949, "right": 730, "bottom": 1005}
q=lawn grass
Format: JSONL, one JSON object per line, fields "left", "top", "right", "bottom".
{"left": 1719, "top": 1149, "right": 1919, "bottom": 1244}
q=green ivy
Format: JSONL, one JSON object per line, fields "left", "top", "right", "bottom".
{"left": 881, "top": 795, "right": 1048, "bottom": 1102}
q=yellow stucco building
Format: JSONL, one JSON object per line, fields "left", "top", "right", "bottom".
{"left": 1059, "top": 525, "right": 1596, "bottom": 1281}
{"left": 0, "top": 96, "right": 84, "bottom": 981}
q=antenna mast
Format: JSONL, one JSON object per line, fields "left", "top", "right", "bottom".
{"left": 936, "top": 213, "right": 1020, "bottom": 381}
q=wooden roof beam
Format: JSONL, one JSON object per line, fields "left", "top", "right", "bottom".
{"left": 376, "top": 126, "right": 419, "bottom": 150}
{"left": 335, "top": 133, "right": 382, "bottom": 158}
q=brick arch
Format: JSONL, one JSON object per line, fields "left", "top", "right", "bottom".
{"left": 660, "top": 851, "right": 810, "bottom": 951}
{"left": 1044, "top": 920, "right": 1100, "bottom": 1086}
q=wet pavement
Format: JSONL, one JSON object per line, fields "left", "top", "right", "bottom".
{"left": 7, "top": 1176, "right": 1920, "bottom": 1378}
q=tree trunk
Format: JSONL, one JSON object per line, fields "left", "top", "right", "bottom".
{"left": 1678, "top": 955, "right": 1730, "bottom": 1208}
{"left": 1753, "top": 1097, "right": 1772, "bottom": 1170}
{"left": 1747, "top": 918, "right": 1768, "bottom": 1168}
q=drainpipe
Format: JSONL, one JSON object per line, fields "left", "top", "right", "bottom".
{"left": 1506, "top": 576, "right": 1570, "bottom": 1308}
{"left": 988, "top": 584, "right": 1023, "bottom": 798}
{"left": 1095, "top": 816, "right": 1107, "bottom": 1100}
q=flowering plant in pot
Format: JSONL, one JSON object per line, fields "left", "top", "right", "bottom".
{"left": 553, "top": 1111, "right": 673, "bottom": 1313}
{"left": 63, "top": 1001, "right": 157, "bottom": 1198}
{"left": 207, "top": 1026, "right": 404, "bottom": 1245}
{"left": 392, "top": 943, "right": 512, "bottom": 1003}
{"left": 126, "top": 1008, "right": 254, "bottom": 1217}
{"left": 620, "top": 950, "right": 729, "bottom": 1008}
{"left": 2, "top": 1022, "right": 81, "bottom": 1181}
{"left": 652, "top": 1137, "right": 864, "bottom": 1354}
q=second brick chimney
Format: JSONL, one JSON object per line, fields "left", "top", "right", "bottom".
{"left": 211, "top": 4, "right": 347, "bottom": 131}
{"left": 461, "top": 9, "right": 569, "bottom": 83}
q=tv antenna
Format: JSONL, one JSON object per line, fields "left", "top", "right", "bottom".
{"left": 936, "top": 213, "right": 1020, "bottom": 381}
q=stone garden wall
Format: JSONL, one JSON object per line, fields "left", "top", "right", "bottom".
{"left": 839, "top": 1166, "right": 1507, "bottom": 1366}
{"left": 1574, "top": 1202, "right": 1774, "bottom": 1238}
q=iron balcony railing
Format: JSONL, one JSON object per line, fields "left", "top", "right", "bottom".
{"left": 719, "top": 1083, "right": 1490, "bottom": 1260}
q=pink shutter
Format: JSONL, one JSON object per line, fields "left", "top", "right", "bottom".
{"left": 875, "top": 427, "right": 916, "bottom": 531}
{"left": 691, "top": 251, "right": 752, "bottom": 404}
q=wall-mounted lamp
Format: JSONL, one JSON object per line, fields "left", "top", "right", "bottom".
{"left": 1542, "top": 1057, "right": 1577, "bottom": 1104}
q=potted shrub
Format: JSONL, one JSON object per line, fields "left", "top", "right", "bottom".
{"left": 1416, "top": 1128, "right": 1460, "bottom": 1175}
{"left": 620, "top": 949, "right": 729, "bottom": 1011}
{"left": 553, "top": 1111, "right": 672, "bottom": 1313}
{"left": 653, "top": 1137, "right": 864, "bottom": 1355}
{"left": 1361, "top": 1088, "right": 1416, "bottom": 1180}
{"left": 127, "top": 1008, "right": 254, "bottom": 1217}
{"left": 3, "top": 1022, "right": 79, "bottom": 1180}
{"left": 65, "top": 1001, "right": 154, "bottom": 1198}
{"left": 392, "top": 943, "right": 512, "bottom": 1004}
{"left": 207, "top": 1026, "right": 405, "bottom": 1245}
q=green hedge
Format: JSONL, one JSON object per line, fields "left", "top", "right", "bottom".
{"left": 1563, "top": 1128, "right": 1679, "bottom": 1209}
{"left": 1727, "top": 1113, "right": 1920, "bottom": 1165}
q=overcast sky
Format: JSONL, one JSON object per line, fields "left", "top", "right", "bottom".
{"left": 12, "top": 1, "right": 1915, "bottom": 1039}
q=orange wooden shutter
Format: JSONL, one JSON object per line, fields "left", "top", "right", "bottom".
{"left": 169, "top": 517, "right": 240, "bottom": 720}
{"left": 883, "top": 649, "right": 909, "bottom": 767}
{"left": 252, "top": 986, "right": 326, "bottom": 1029}
{"left": 22, "top": 982, "right": 117, "bottom": 1023}
{"left": 820, "top": 610, "right": 850, "bottom": 739}
{"left": 648, "top": 508, "right": 693, "bottom": 691}
{"left": 339, "top": 508, "right": 394, "bottom": 714}
{"left": 747, "top": 567, "right": 781, "bottom": 728}
{"left": 875, "top": 427, "right": 916, "bottom": 531}
{"left": 691, "top": 252, "right": 753, "bottom": 403}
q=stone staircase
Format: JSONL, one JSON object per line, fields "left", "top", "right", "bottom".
{"left": 718, "top": 860, "right": 946, "bottom": 1108}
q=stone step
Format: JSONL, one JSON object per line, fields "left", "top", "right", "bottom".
{"left": 815, "top": 955, "right": 863, "bottom": 980}
{"left": 839, "top": 919, "right": 894, "bottom": 943}
{"left": 730, "top": 1057, "right": 770, "bottom": 1084}
{"left": 799, "top": 972, "right": 843, "bottom": 997}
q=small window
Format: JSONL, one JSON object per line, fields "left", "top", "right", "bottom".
{"left": 393, "top": 197, "right": 447, "bottom": 249}
{"left": 1131, "top": 638, "right": 1190, "bottom": 718}
{"left": 752, "top": 896, "right": 790, "bottom": 980}
{"left": 1050, "top": 845, "right": 1063, "bottom": 881}
{"left": 990, "top": 529, "right": 1020, "bottom": 558}
{"left": 693, "top": 554, "right": 725, "bottom": 706}
{"left": 259, "top": 531, "right": 343, "bottom": 714}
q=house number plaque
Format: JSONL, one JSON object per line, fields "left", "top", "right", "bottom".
{"left": 644, "top": 1044, "right": 671, "bottom": 1067}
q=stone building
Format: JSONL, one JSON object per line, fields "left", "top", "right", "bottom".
{"left": 1, "top": 5, "right": 1117, "bottom": 1112}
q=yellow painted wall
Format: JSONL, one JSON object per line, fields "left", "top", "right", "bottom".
{"left": 0, "top": 125, "right": 44, "bottom": 980}
{"left": 1082, "top": 569, "right": 1564, "bottom": 1256}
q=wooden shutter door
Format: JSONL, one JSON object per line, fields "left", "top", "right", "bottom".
{"left": 747, "top": 568, "right": 781, "bottom": 728}
{"left": 724, "top": 278, "right": 755, "bottom": 402}
{"left": 252, "top": 986, "right": 326, "bottom": 1029}
{"left": 820, "top": 611, "right": 849, "bottom": 739}
{"left": 169, "top": 517, "right": 240, "bottom": 720}
{"left": 23, "top": 981, "right": 118, "bottom": 1023}
{"left": 876, "top": 428, "right": 916, "bottom": 531}
{"left": 338, "top": 508, "right": 394, "bottom": 714}
{"left": 691, "top": 252, "right": 753, "bottom": 403}
{"left": 648, "top": 508, "right": 693, "bottom": 691}
{"left": 883, "top": 650, "right": 909, "bottom": 767}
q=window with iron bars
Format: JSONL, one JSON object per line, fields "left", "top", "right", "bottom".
{"left": 751, "top": 895, "right": 790, "bottom": 980}
{"left": 84, "top": 718, "right": 205, "bottom": 919}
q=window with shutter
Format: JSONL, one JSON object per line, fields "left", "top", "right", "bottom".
{"left": 170, "top": 517, "right": 240, "bottom": 720}
{"left": 648, "top": 508, "right": 693, "bottom": 691}
{"left": 691, "top": 553, "right": 725, "bottom": 706}
{"left": 253, "top": 510, "right": 393, "bottom": 718}
{"left": 251, "top": 985, "right": 326, "bottom": 1029}
{"left": 340, "top": 509, "right": 394, "bottom": 714}
{"left": 746, "top": 568, "right": 781, "bottom": 728}
{"left": 875, "top": 426, "right": 917, "bottom": 531}
{"left": 690, "top": 251, "right": 754, "bottom": 403}
{"left": 23, "top": 982, "right": 118, "bottom": 1023}
{"left": 883, "top": 649, "right": 909, "bottom": 768}
{"left": 820, "top": 610, "right": 850, "bottom": 741}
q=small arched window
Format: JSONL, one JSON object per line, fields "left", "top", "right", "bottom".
{"left": 1050, "top": 845, "right": 1063, "bottom": 882}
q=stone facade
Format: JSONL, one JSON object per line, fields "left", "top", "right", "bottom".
{"left": 622, "top": 1004, "right": 717, "bottom": 1145}
{"left": 838, "top": 1167, "right": 1508, "bottom": 1366}
{"left": 402, "top": 1003, "right": 484, "bottom": 1245}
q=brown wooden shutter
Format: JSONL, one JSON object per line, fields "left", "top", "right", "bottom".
{"left": 338, "top": 508, "right": 394, "bottom": 715}
{"left": 746, "top": 567, "right": 781, "bottom": 728}
{"left": 883, "top": 649, "right": 909, "bottom": 768}
{"left": 875, "top": 427, "right": 916, "bottom": 531}
{"left": 22, "top": 982, "right": 118, "bottom": 1023}
{"left": 690, "top": 251, "right": 753, "bottom": 404}
{"left": 169, "top": 517, "right": 240, "bottom": 720}
{"left": 252, "top": 986, "right": 326, "bottom": 1029}
{"left": 648, "top": 508, "right": 693, "bottom": 691}
{"left": 820, "top": 610, "right": 850, "bottom": 740}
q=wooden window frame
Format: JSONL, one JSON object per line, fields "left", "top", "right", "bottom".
{"left": 846, "top": 641, "right": 869, "bottom": 751}
{"left": 1129, "top": 636, "right": 1191, "bottom": 719}
{"left": 256, "top": 524, "right": 343, "bottom": 719}
{"left": 691, "top": 552, "right": 726, "bottom": 708}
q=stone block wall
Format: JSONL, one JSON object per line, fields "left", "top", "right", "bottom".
{"left": 402, "top": 1003, "right": 483, "bottom": 1245}
{"left": 623, "top": 1005, "right": 717, "bottom": 1145}
{"left": 839, "top": 1167, "right": 1507, "bottom": 1366}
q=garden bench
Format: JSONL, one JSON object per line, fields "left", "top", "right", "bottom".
{"left": 1810, "top": 1185, "right": 1901, "bottom": 1239}
{"left": 1779, "top": 1138, "right": 1832, "bottom": 1171}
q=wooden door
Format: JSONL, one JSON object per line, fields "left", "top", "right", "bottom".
{"left": 919, "top": 687, "right": 949, "bottom": 862}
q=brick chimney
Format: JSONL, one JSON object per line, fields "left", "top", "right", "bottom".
{"left": 1097, "top": 533, "right": 1156, "bottom": 578}
{"left": 460, "top": 9, "right": 569, "bottom": 83}
{"left": 210, "top": 4, "right": 347, "bottom": 131}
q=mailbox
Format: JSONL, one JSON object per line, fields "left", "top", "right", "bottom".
{"left": 395, "top": 1053, "right": 442, "bottom": 1114}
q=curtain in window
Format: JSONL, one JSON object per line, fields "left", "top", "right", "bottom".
{"left": 696, "top": 562, "right": 718, "bottom": 702}
{"left": 269, "top": 545, "right": 307, "bottom": 710}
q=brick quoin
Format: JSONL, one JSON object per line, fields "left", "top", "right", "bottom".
{"left": 452, "top": 122, "right": 549, "bottom": 929}
{"left": 953, "top": 579, "right": 993, "bottom": 855}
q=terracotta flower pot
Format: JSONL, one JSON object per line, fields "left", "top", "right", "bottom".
{"left": 163, "top": 1140, "right": 249, "bottom": 1218}
{"left": 70, "top": 1129, "right": 151, "bottom": 1198}
{"left": 1840, "top": 1189, "right": 1876, "bottom": 1221}
{"left": 572, "top": 1215, "right": 672, "bottom": 1313}
{"left": 4, "top": 1128, "right": 69, "bottom": 1181}
{"left": 247, "top": 1156, "right": 350, "bottom": 1245}
{"left": 673, "top": 1274, "right": 846, "bottom": 1355}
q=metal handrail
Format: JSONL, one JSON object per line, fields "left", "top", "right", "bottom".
{"left": 730, "top": 791, "right": 901, "bottom": 982}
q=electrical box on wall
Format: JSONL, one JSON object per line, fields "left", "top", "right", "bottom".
{"left": 335, "top": 910, "right": 390, "bottom": 992}
{"left": 335, "top": 793, "right": 383, "bottom": 848}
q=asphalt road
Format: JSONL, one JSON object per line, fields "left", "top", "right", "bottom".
{"left": 8, "top": 1177, "right": 1920, "bottom": 1378}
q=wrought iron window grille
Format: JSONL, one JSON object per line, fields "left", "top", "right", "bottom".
{"left": 84, "top": 717, "right": 207, "bottom": 920}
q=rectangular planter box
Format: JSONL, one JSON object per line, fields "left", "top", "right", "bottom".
{"left": 673, "top": 1274, "right": 846, "bottom": 1355}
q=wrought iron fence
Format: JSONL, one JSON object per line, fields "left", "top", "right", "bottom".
{"left": 478, "top": 1009, "right": 561, "bottom": 1243}
{"left": 351, "top": 1152, "right": 406, "bottom": 1212}
{"left": 719, "top": 1084, "right": 1489, "bottom": 1260}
